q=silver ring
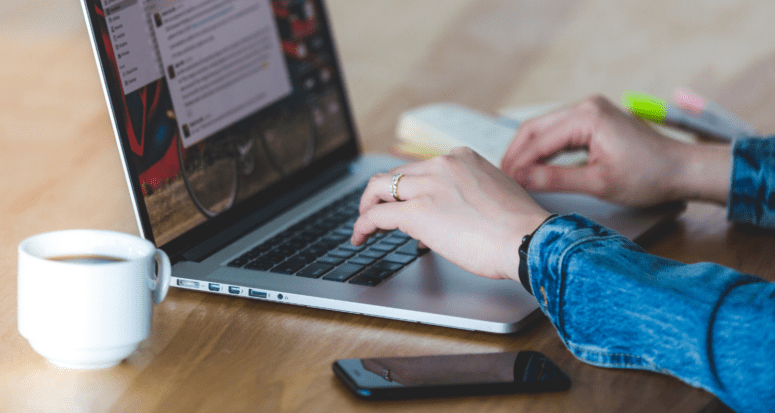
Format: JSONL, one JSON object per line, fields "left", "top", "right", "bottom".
{"left": 390, "top": 173, "right": 404, "bottom": 201}
{"left": 381, "top": 368, "right": 392, "bottom": 382}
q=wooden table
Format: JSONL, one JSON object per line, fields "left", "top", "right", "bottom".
{"left": 2, "top": 1, "right": 775, "bottom": 411}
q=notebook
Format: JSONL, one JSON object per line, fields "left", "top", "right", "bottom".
{"left": 79, "top": 0, "right": 683, "bottom": 333}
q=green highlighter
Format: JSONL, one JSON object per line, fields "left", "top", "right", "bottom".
{"left": 623, "top": 91, "right": 669, "bottom": 123}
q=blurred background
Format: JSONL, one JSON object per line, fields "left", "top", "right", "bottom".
{"left": 2, "top": 0, "right": 775, "bottom": 235}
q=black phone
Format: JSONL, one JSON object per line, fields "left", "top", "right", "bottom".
{"left": 332, "top": 351, "right": 570, "bottom": 400}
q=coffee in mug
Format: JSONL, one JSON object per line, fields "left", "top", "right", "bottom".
{"left": 47, "top": 254, "right": 128, "bottom": 264}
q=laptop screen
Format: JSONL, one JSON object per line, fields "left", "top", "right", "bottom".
{"left": 83, "top": 0, "right": 358, "bottom": 247}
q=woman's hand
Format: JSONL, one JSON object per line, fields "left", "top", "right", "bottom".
{"left": 500, "top": 95, "right": 731, "bottom": 207}
{"left": 352, "top": 147, "right": 551, "bottom": 282}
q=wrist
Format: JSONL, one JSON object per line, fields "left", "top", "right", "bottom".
{"left": 505, "top": 211, "right": 555, "bottom": 286}
{"left": 504, "top": 211, "right": 551, "bottom": 282}
{"left": 672, "top": 142, "right": 732, "bottom": 204}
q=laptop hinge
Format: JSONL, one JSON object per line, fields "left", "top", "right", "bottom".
{"left": 173, "top": 160, "right": 353, "bottom": 263}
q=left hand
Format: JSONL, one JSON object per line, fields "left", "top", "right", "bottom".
{"left": 351, "top": 147, "right": 551, "bottom": 282}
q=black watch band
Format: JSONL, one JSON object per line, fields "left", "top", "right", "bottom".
{"left": 518, "top": 214, "right": 558, "bottom": 296}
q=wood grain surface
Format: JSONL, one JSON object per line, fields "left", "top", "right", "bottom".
{"left": 2, "top": 1, "right": 774, "bottom": 412}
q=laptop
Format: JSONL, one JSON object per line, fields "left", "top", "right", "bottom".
{"left": 79, "top": 0, "right": 683, "bottom": 333}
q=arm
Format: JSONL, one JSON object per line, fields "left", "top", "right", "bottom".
{"left": 527, "top": 214, "right": 775, "bottom": 413}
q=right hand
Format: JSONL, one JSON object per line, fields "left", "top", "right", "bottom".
{"left": 500, "top": 95, "right": 694, "bottom": 207}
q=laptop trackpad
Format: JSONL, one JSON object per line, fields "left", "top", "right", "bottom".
{"left": 357, "top": 252, "right": 538, "bottom": 324}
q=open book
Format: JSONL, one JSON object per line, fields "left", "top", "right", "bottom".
{"left": 395, "top": 103, "right": 587, "bottom": 166}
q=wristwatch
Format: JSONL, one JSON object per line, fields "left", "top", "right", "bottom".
{"left": 518, "top": 214, "right": 558, "bottom": 296}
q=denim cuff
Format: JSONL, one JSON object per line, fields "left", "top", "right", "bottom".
{"left": 525, "top": 213, "right": 630, "bottom": 329}
{"left": 728, "top": 136, "right": 775, "bottom": 228}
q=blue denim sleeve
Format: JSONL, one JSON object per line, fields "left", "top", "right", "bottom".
{"left": 728, "top": 136, "right": 775, "bottom": 228}
{"left": 527, "top": 214, "right": 775, "bottom": 413}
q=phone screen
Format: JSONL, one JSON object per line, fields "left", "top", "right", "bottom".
{"left": 333, "top": 351, "right": 570, "bottom": 399}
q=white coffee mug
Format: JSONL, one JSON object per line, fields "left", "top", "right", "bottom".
{"left": 18, "top": 230, "right": 170, "bottom": 369}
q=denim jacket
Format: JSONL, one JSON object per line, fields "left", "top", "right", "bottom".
{"left": 526, "top": 137, "right": 775, "bottom": 413}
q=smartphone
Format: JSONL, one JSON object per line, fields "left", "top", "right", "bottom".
{"left": 332, "top": 351, "right": 570, "bottom": 400}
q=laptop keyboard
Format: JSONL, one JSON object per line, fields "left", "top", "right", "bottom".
{"left": 226, "top": 187, "right": 428, "bottom": 286}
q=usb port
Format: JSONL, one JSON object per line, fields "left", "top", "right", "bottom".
{"left": 177, "top": 279, "right": 199, "bottom": 288}
{"left": 208, "top": 283, "right": 221, "bottom": 292}
{"left": 228, "top": 286, "right": 241, "bottom": 295}
{"left": 249, "top": 289, "right": 268, "bottom": 299}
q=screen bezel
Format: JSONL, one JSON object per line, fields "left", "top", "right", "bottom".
{"left": 80, "top": 0, "right": 362, "bottom": 258}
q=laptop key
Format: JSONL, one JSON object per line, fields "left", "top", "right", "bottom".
{"left": 258, "top": 253, "right": 285, "bottom": 264}
{"left": 283, "top": 237, "right": 308, "bottom": 250}
{"left": 245, "top": 260, "right": 275, "bottom": 271}
{"left": 370, "top": 242, "right": 397, "bottom": 252}
{"left": 317, "top": 255, "right": 345, "bottom": 266}
{"left": 271, "top": 244, "right": 298, "bottom": 257}
{"left": 348, "top": 275, "right": 382, "bottom": 287}
{"left": 291, "top": 253, "right": 318, "bottom": 264}
{"left": 361, "top": 249, "right": 387, "bottom": 259}
{"left": 322, "top": 263, "right": 364, "bottom": 282}
{"left": 302, "top": 244, "right": 330, "bottom": 257}
{"left": 297, "top": 263, "right": 334, "bottom": 278}
{"left": 380, "top": 236, "right": 406, "bottom": 245}
{"left": 339, "top": 243, "right": 366, "bottom": 252}
{"left": 334, "top": 227, "right": 353, "bottom": 237}
{"left": 349, "top": 255, "right": 377, "bottom": 266}
{"left": 315, "top": 239, "right": 342, "bottom": 251}
{"left": 394, "top": 239, "right": 427, "bottom": 257}
{"left": 383, "top": 253, "right": 416, "bottom": 265}
{"left": 329, "top": 248, "right": 356, "bottom": 259}
{"left": 321, "top": 232, "right": 349, "bottom": 243}
{"left": 372, "top": 261, "right": 403, "bottom": 272}
{"left": 360, "top": 266, "right": 395, "bottom": 279}
{"left": 227, "top": 257, "right": 251, "bottom": 268}
{"left": 270, "top": 259, "right": 308, "bottom": 275}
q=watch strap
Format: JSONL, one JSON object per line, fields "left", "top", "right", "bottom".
{"left": 518, "top": 214, "right": 558, "bottom": 296}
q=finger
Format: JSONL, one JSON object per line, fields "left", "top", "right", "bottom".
{"left": 504, "top": 111, "right": 595, "bottom": 179}
{"left": 351, "top": 200, "right": 423, "bottom": 246}
{"left": 501, "top": 106, "right": 574, "bottom": 174}
{"left": 358, "top": 173, "right": 435, "bottom": 214}
{"left": 518, "top": 164, "right": 605, "bottom": 196}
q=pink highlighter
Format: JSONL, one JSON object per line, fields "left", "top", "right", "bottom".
{"left": 672, "top": 88, "right": 759, "bottom": 141}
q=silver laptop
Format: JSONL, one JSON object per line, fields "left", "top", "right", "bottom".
{"left": 79, "top": 0, "right": 682, "bottom": 333}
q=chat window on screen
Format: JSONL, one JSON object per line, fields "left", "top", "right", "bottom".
{"left": 151, "top": 0, "right": 293, "bottom": 148}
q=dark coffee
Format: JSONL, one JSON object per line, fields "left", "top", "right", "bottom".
{"left": 47, "top": 254, "right": 127, "bottom": 264}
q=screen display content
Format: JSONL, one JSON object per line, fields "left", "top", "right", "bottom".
{"left": 91, "top": 0, "right": 352, "bottom": 245}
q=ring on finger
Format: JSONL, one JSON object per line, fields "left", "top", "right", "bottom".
{"left": 390, "top": 173, "right": 404, "bottom": 201}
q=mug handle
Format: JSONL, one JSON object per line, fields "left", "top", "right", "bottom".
{"left": 151, "top": 249, "right": 171, "bottom": 305}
